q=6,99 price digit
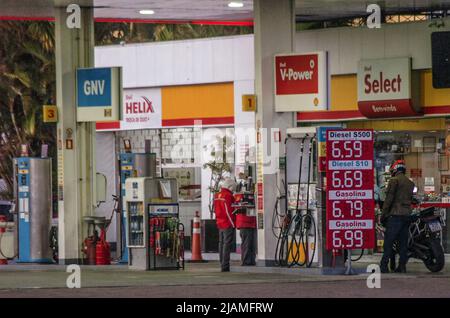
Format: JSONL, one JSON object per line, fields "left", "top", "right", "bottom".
{"left": 332, "top": 230, "right": 364, "bottom": 248}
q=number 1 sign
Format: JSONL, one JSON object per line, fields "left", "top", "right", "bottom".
{"left": 326, "top": 129, "right": 375, "bottom": 250}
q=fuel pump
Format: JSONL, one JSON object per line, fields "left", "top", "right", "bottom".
{"left": 124, "top": 177, "right": 182, "bottom": 270}
{"left": 234, "top": 176, "right": 255, "bottom": 210}
{"left": 14, "top": 157, "right": 53, "bottom": 263}
{"left": 273, "top": 126, "right": 348, "bottom": 271}
{"left": 119, "top": 152, "right": 157, "bottom": 263}
{"left": 283, "top": 129, "right": 318, "bottom": 267}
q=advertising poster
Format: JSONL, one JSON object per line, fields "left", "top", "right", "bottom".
{"left": 121, "top": 88, "right": 162, "bottom": 130}
{"left": 274, "top": 52, "right": 328, "bottom": 112}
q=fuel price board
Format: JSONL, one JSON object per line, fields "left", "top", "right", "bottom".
{"left": 326, "top": 129, "right": 375, "bottom": 250}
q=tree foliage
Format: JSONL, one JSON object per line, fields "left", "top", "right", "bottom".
{"left": 0, "top": 21, "right": 56, "bottom": 199}
{"left": 95, "top": 22, "right": 253, "bottom": 45}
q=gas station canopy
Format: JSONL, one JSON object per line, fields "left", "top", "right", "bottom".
{"left": 1, "top": 0, "right": 449, "bottom": 23}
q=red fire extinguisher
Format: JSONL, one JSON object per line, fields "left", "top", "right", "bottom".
{"left": 96, "top": 229, "right": 111, "bottom": 265}
{"left": 83, "top": 236, "right": 97, "bottom": 265}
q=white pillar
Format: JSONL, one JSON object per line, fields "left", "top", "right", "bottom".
{"left": 254, "top": 0, "right": 295, "bottom": 266}
{"left": 55, "top": 2, "right": 96, "bottom": 264}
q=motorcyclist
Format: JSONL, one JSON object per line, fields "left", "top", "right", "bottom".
{"left": 380, "top": 160, "right": 415, "bottom": 273}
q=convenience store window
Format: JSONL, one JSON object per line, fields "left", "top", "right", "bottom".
{"left": 374, "top": 129, "right": 450, "bottom": 253}
{"left": 162, "top": 167, "right": 201, "bottom": 201}
{"left": 374, "top": 130, "right": 447, "bottom": 202}
{"left": 160, "top": 127, "right": 235, "bottom": 202}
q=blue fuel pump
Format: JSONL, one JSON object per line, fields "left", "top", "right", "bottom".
{"left": 16, "top": 157, "right": 53, "bottom": 263}
{"left": 119, "top": 153, "right": 156, "bottom": 263}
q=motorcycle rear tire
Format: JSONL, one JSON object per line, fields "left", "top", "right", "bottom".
{"left": 423, "top": 239, "right": 445, "bottom": 273}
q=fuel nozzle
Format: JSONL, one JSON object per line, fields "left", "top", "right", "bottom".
{"left": 247, "top": 177, "right": 253, "bottom": 193}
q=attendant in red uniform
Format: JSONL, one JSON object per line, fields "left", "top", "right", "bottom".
{"left": 214, "top": 178, "right": 236, "bottom": 272}
{"left": 236, "top": 201, "right": 257, "bottom": 266}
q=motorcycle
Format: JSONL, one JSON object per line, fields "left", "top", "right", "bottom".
{"left": 388, "top": 206, "right": 446, "bottom": 273}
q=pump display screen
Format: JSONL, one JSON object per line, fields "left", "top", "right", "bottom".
{"left": 325, "top": 129, "right": 375, "bottom": 250}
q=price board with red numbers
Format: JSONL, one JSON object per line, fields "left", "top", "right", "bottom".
{"left": 326, "top": 129, "right": 375, "bottom": 250}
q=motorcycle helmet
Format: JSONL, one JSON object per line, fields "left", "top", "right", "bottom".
{"left": 389, "top": 159, "right": 406, "bottom": 176}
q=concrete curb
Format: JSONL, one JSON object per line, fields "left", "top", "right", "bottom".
{"left": 231, "top": 265, "right": 369, "bottom": 276}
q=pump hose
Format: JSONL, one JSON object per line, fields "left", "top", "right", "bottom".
{"left": 302, "top": 137, "right": 316, "bottom": 268}
{"left": 285, "top": 214, "right": 304, "bottom": 267}
{"left": 285, "top": 212, "right": 316, "bottom": 268}
{"left": 272, "top": 195, "right": 288, "bottom": 266}
{"left": 273, "top": 207, "right": 318, "bottom": 268}
{"left": 302, "top": 213, "right": 317, "bottom": 267}
{"left": 286, "top": 137, "right": 307, "bottom": 267}
{"left": 0, "top": 229, "right": 17, "bottom": 260}
{"left": 274, "top": 214, "right": 291, "bottom": 266}
{"left": 271, "top": 195, "right": 286, "bottom": 239}
{"left": 345, "top": 249, "right": 365, "bottom": 262}
{"left": 285, "top": 214, "right": 300, "bottom": 267}
{"left": 285, "top": 138, "right": 317, "bottom": 268}
{"left": 272, "top": 142, "right": 319, "bottom": 267}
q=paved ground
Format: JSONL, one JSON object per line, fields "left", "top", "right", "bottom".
{"left": 0, "top": 256, "right": 449, "bottom": 298}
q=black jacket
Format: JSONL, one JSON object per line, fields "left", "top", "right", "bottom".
{"left": 381, "top": 172, "right": 415, "bottom": 221}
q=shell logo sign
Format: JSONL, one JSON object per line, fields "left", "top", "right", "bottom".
{"left": 121, "top": 88, "right": 162, "bottom": 130}
{"left": 357, "top": 57, "right": 422, "bottom": 118}
{"left": 274, "top": 52, "right": 328, "bottom": 112}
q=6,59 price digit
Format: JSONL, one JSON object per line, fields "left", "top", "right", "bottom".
{"left": 331, "top": 141, "right": 362, "bottom": 159}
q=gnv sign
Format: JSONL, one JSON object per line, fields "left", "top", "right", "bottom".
{"left": 76, "top": 67, "right": 122, "bottom": 122}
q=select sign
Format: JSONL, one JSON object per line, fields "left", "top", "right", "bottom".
{"left": 76, "top": 67, "right": 122, "bottom": 122}
{"left": 357, "top": 57, "right": 421, "bottom": 118}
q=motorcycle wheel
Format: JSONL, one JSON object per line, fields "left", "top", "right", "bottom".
{"left": 423, "top": 239, "right": 445, "bottom": 273}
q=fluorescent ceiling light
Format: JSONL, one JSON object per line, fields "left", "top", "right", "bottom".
{"left": 139, "top": 9, "right": 155, "bottom": 15}
{"left": 228, "top": 1, "right": 244, "bottom": 8}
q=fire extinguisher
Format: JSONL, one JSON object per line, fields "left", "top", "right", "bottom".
{"left": 150, "top": 218, "right": 155, "bottom": 248}
{"left": 96, "top": 229, "right": 111, "bottom": 265}
{"left": 178, "top": 222, "right": 185, "bottom": 269}
{"left": 83, "top": 236, "right": 97, "bottom": 265}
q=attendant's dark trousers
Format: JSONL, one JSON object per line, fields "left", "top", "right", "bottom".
{"left": 240, "top": 228, "right": 257, "bottom": 266}
{"left": 219, "top": 228, "right": 235, "bottom": 271}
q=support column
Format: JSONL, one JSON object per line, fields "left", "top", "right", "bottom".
{"left": 254, "top": 0, "right": 295, "bottom": 266}
{"left": 55, "top": 1, "right": 96, "bottom": 264}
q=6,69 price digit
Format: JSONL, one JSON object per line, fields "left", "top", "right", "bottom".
{"left": 331, "top": 170, "right": 363, "bottom": 188}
